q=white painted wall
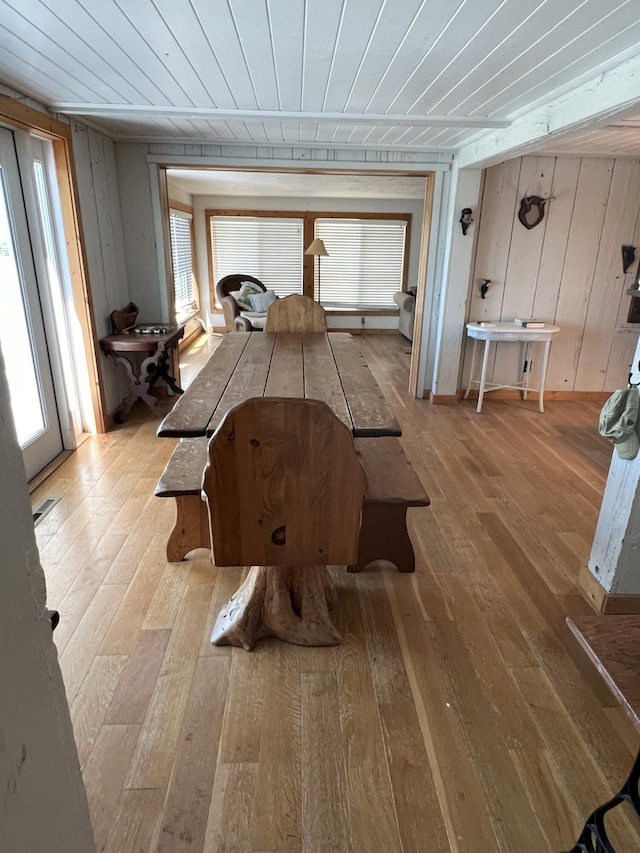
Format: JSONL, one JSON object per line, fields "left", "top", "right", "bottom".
{"left": 0, "top": 344, "right": 95, "bottom": 851}
{"left": 168, "top": 185, "right": 193, "bottom": 207}
{"left": 71, "top": 121, "right": 129, "bottom": 413}
{"left": 113, "top": 143, "right": 166, "bottom": 323}
{"left": 458, "top": 155, "right": 640, "bottom": 393}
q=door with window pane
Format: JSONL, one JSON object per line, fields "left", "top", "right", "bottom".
{"left": 0, "top": 127, "right": 62, "bottom": 480}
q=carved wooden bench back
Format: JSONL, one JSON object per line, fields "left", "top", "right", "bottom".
{"left": 264, "top": 294, "right": 327, "bottom": 333}
{"left": 203, "top": 397, "right": 366, "bottom": 567}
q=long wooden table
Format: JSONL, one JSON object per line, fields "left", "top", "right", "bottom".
{"left": 157, "top": 331, "right": 402, "bottom": 650}
{"left": 157, "top": 331, "right": 401, "bottom": 439}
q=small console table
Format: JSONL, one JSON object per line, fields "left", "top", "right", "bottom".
{"left": 464, "top": 321, "right": 560, "bottom": 413}
{"left": 100, "top": 324, "right": 184, "bottom": 422}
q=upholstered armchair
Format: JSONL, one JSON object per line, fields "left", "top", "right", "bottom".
{"left": 215, "top": 274, "right": 267, "bottom": 332}
{"left": 393, "top": 289, "right": 416, "bottom": 341}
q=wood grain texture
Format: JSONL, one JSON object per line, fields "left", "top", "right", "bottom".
{"left": 157, "top": 331, "right": 400, "bottom": 439}
{"left": 567, "top": 615, "right": 640, "bottom": 732}
{"left": 328, "top": 332, "right": 402, "bottom": 436}
{"left": 302, "top": 332, "right": 353, "bottom": 430}
{"left": 32, "top": 335, "right": 640, "bottom": 852}
{"left": 211, "top": 564, "right": 341, "bottom": 649}
{"left": 203, "top": 398, "right": 367, "bottom": 568}
{"left": 157, "top": 332, "right": 251, "bottom": 437}
{"left": 264, "top": 294, "right": 327, "bottom": 333}
{"left": 205, "top": 397, "right": 366, "bottom": 648}
{"left": 155, "top": 656, "right": 230, "bottom": 852}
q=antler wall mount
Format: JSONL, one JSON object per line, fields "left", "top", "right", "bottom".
{"left": 518, "top": 195, "right": 553, "bottom": 230}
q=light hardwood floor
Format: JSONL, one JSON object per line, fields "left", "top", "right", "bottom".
{"left": 33, "top": 333, "right": 640, "bottom": 853}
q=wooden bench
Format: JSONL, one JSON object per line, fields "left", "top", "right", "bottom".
{"left": 563, "top": 616, "right": 640, "bottom": 852}
{"left": 349, "top": 437, "right": 430, "bottom": 572}
{"left": 155, "top": 435, "right": 430, "bottom": 570}
{"left": 154, "top": 438, "right": 210, "bottom": 562}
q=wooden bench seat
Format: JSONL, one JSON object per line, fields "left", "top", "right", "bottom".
{"left": 566, "top": 615, "right": 640, "bottom": 732}
{"left": 564, "top": 616, "right": 640, "bottom": 851}
{"left": 154, "top": 438, "right": 210, "bottom": 562}
{"left": 349, "top": 437, "right": 430, "bottom": 572}
{"left": 155, "top": 435, "right": 429, "bottom": 570}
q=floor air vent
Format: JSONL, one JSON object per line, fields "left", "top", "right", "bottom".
{"left": 33, "top": 497, "right": 60, "bottom": 527}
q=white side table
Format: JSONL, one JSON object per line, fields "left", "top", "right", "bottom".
{"left": 464, "top": 321, "right": 560, "bottom": 413}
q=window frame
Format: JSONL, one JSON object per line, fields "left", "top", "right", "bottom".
{"left": 205, "top": 208, "right": 411, "bottom": 314}
{"left": 208, "top": 212, "right": 305, "bottom": 304}
{"left": 313, "top": 217, "right": 409, "bottom": 309}
{"left": 169, "top": 201, "right": 198, "bottom": 324}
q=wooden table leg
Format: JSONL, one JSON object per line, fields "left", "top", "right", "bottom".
{"left": 211, "top": 565, "right": 341, "bottom": 650}
{"left": 109, "top": 351, "right": 165, "bottom": 421}
{"left": 476, "top": 338, "right": 491, "bottom": 413}
{"left": 110, "top": 348, "right": 183, "bottom": 421}
{"left": 464, "top": 338, "right": 478, "bottom": 400}
{"left": 538, "top": 338, "right": 552, "bottom": 413}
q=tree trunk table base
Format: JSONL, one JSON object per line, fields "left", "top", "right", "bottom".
{"left": 211, "top": 565, "right": 340, "bottom": 650}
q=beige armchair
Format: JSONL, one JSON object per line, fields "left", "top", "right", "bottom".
{"left": 393, "top": 290, "right": 416, "bottom": 341}
{"left": 215, "top": 274, "right": 267, "bottom": 332}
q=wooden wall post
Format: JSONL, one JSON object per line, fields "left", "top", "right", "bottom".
{"left": 582, "top": 332, "right": 640, "bottom": 612}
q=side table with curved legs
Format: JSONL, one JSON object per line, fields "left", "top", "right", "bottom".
{"left": 464, "top": 321, "right": 560, "bottom": 413}
{"left": 100, "top": 324, "right": 184, "bottom": 422}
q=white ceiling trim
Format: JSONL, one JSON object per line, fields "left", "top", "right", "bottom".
{"left": 147, "top": 153, "right": 453, "bottom": 172}
{"left": 51, "top": 103, "right": 511, "bottom": 129}
{"left": 457, "top": 52, "right": 640, "bottom": 168}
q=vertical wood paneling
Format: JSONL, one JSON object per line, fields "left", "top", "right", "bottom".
{"left": 604, "top": 330, "right": 640, "bottom": 390}
{"left": 548, "top": 158, "right": 613, "bottom": 389}
{"left": 462, "top": 158, "right": 520, "bottom": 385}
{"left": 496, "top": 157, "right": 555, "bottom": 383}
{"left": 503, "top": 157, "right": 555, "bottom": 317}
{"left": 532, "top": 157, "right": 581, "bottom": 321}
{"left": 575, "top": 159, "right": 640, "bottom": 390}
{"left": 115, "top": 142, "right": 165, "bottom": 322}
{"left": 468, "top": 155, "right": 640, "bottom": 393}
{"left": 72, "top": 120, "right": 130, "bottom": 412}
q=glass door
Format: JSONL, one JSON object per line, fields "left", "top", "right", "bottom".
{"left": 0, "top": 126, "right": 63, "bottom": 480}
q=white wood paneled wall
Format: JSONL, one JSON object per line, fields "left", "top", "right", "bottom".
{"left": 71, "top": 121, "right": 129, "bottom": 413}
{"left": 463, "top": 155, "right": 640, "bottom": 393}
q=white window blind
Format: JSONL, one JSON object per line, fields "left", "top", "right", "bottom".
{"left": 210, "top": 216, "right": 303, "bottom": 299}
{"left": 314, "top": 219, "right": 407, "bottom": 308}
{"left": 169, "top": 209, "right": 197, "bottom": 320}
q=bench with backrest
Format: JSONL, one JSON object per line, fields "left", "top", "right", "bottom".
{"left": 203, "top": 397, "right": 368, "bottom": 648}
{"left": 264, "top": 293, "right": 327, "bottom": 333}
{"left": 155, "top": 434, "right": 429, "bottom": 570}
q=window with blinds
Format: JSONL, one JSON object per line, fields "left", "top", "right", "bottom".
{"left": 314, "top": 219, "right": 407, "bottom": 308}
{"left": 210, "top": 216, "right": 304, "bottom": 300}
{"left": 169, "top": 209, "right": 197, "bottom": 321}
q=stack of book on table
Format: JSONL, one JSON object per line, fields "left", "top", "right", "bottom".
{"left": 514, "top": 318, "right": 545, "bottom": 328}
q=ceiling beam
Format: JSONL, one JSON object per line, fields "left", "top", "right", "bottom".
{"left": 50, "top": 103, "right": 510, "bottom": 129}
{"left": 457, "top": 53, "right": 640, "bottom": 169}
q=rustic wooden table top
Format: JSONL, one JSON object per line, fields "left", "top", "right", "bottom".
{"left": 100, "top": 324, "right": 183, "bottom": 353}
{"left": 157, "top": 331, "right": 401, "bottom": 439}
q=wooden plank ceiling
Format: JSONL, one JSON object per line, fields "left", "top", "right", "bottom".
{"left": 1, "top": 0, "right": 640, "bottom": 163}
